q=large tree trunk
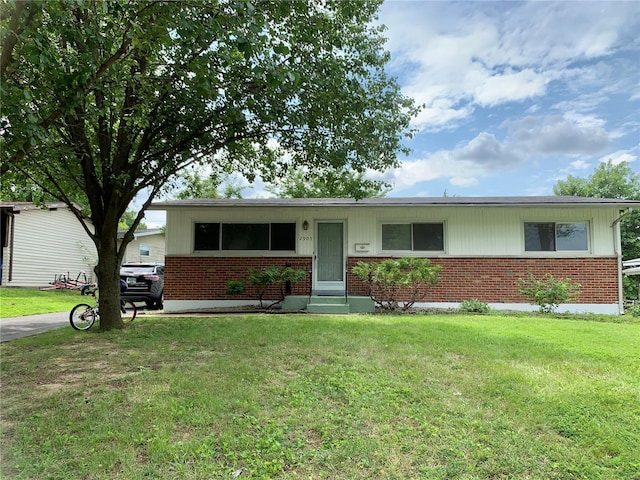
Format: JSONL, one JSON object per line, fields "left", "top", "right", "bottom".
{"left": 95, "top": 232, "right": 124, "bottom": 331}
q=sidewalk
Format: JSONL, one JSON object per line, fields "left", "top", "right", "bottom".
{"left": 0, "top": 312, "right": 69, "bottom": 343}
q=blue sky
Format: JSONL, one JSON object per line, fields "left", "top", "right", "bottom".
{"left": 372, "top": 0, "right": 639, "bottom": 198}
{"left": 143, "top": 0, "right": 639, "bottom": 226}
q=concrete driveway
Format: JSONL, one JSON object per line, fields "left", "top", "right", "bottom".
{"left": 0, "top": 312, "right": 69, "bottom": 342}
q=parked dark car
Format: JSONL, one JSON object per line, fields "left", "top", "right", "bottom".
{"left": 119, "top": 263, "right": 164, "bottom": 310}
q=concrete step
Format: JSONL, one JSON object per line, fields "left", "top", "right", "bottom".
{"left": 306, "top": 303, "right": 351, "bottom": 314}
{"left": 308, "top": 295, "right": 348, "bottom": 305}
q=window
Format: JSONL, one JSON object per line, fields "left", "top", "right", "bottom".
{"left": 195, "top": 223, "right": 220, "bottom": 250}
{"left": 139, "top": 243, "right": 150, "bottom": 257}
{"left": 194, "top": 222, "right": 296, "bottom": 251}
{"left": 524, "top": 222, "right": 588, "bottom": 251}
{"left": 223, "top": 224, "right": 269, "bottom": 250}
{"left": 382, "top": 223, "right": 444, "bottom": 251}
{"left": 270, "top": 223, "right": 296, "bottom": 251}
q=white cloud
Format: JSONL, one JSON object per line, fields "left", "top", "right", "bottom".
{"left": 472, "top": 69, "right": 548, "bottom": 107}
{"left": 450, "top": 176, "right": 479, "bottom": 187}
{"left": 600, "top": 150, "right": 638, "bottom": 166}
{"left": 381, "top": 109, "right": 620, "bottom": 192}
{"left": 374, "top": 151, "right": 484, "bottom": 191}
{"left": 380, "top": 1, "right": 639, "bottom": 132}
{"left": 454, "top": 132, "right": 520, "bottom": 166}
{"left": 376, "top": 133, "right": 518, "bottom": 191}
{"left": 569, "top": 160, "right": 591, "bottom": 170}
{"left": 503, "top": 115, "right": 609, "bottom": 155}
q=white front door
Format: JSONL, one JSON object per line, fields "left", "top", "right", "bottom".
{"left": 314, "top": 221, "right": 345, "bottom": 294}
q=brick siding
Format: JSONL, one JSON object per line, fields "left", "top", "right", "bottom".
{"left": 348, "top": 257, "right": 618, "bottom": 304}
{"left": 165, "top": 257, "right": 312, "bottom": 301}
{"left": 166, "top": 256, "right": 618, "bottom": 304}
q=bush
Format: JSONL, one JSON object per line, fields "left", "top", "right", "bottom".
{"left": 626, "top": 302, "right": 640, "bottom": 317}
{"left": 517, "top": 273, "right": 581, "bottom": 313}
{"left": 459, "top": 299, "right": 490, "bottom": 314}
{"left": 352, "top": 258, "right": 441, "bottom": 311}
{"left": 226, "top": 280, "right": 245, "bottom": 296}
{"left": 248, "top": 266, "right": 306, "bottom": 308}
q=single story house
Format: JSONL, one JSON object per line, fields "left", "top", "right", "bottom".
{"left": 150, "top": 196, "right": 640, "bottom": 315}
{"left": 0, "top": 202, "right": 97, "bottom": 287}
{"left": 118, "top": 228, "right": 165, "bottom": 264}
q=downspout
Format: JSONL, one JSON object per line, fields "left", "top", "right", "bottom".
{"left": 612, "top": 208, "right": 634, "bottom": 314}
{"left": 8, "top": 211, "right": 15, "bottom": 282}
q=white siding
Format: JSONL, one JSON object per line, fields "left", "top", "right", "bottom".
{"left": 2, "top": 208, "right": 97, "bottom": 287}
{"left": 122, "top": 233, "right": 165, "bottom": 263}
{"left": 164, "top": 205, "right": 619, "bottom": 258}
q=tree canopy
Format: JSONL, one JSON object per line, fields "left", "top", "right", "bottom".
{"left": 1, "top": 0, "right": 417, "bottom": 329}
{"left": 174, "top": 167, "right": 246, "bottom": 200}
{"left": 266, "top": 166, "right": 390, "bottom": 198}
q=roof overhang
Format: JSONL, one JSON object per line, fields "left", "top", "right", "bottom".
{"left": 623, "top": 266, "right": 640, "bottom": 276}
{"left": 149, "top": 196, "right": 640, "bottom": 210}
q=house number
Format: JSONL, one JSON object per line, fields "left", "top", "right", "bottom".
{"left": 299, "top": 236, "right": 313, "bottom": 241}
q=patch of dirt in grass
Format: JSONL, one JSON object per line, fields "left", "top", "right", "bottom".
{"left": 300, "top": 429, "right": 324, "bottom": 449}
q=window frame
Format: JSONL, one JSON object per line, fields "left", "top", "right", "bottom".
{"left": 193, "top": 222, "right": 297, "bottom": 253}
{"left": 523, "top": 221, "right": 590, "bottom": 253}
{"left": 380, "top": 221, "right": 445, "bottom": 253}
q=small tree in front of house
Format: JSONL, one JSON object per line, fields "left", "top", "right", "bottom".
{"left": 248, "top": 266, "right": 306, "bottom": 309}
{"left": 517, "top": 273, "right": 581, "bottom": 313}
{"left": 353, "top": 258, "right": 441, "bottom": 311}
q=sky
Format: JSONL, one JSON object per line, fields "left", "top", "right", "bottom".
{"left": 143, "top": 0, "right": 640, "bottom": 226}
{"left": 371, "top": 0, "right": 639, "bottom": 198}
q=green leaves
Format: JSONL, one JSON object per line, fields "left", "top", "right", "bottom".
{"left": 248, "top": 266, "right": 306, "bottom": 308}
{"left": 517, "top": 273, "right": 581, "bottom": 313}
{"left": 353, "top": 258, "right": 442, "bottom": 311}
{"left": 1, "top": 0, "right": 416, "bottom": 329}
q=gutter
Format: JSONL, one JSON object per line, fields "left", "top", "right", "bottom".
{"left": 612, "top": 208, "right": 634, "bottom": 314}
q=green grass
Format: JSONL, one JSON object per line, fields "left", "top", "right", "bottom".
{"left": 0, "top": 287, "right": 85, "bottom": 318}
{"left": 1, "top": 314, "right": 639, "bottom": 479}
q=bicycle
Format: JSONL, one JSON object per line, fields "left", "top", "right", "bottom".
{"left": 70, "top": 284, "right": 137, "bottom": 331}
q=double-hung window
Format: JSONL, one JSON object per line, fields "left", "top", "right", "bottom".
{"left": 194, "top": 222, "right": 296, "bottom": 251}
{"left": 524, "top": 222, "right": 588, "bottom": 252}
{"left": 381, "top": 223, "right": 444, "bottom": 251}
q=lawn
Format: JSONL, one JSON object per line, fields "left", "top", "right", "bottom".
{"left": 0, "top": 287, "right": 85, "bottom": 318}
{"left": 1, "top": 313, "right": 639, "bottom": 479}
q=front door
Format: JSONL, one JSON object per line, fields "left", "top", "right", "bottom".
{"left": 314, "top": 221, "right": 345, "bottom": 295}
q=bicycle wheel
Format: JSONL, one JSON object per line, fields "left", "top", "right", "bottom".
{"left": 70, "top": 304, "right": 97, "bottom": 331}
{"left": 121, "top": 300, "right": 137, "bottom": 323}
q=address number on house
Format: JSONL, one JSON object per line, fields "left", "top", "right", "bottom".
{"left": 298, "top": 236, "right": 313, "bottom": 241}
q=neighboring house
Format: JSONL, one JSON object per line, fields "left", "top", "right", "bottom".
{"left": 118, "top": 228, "right": 165, "bottom": 264}
{"left": 0, "top": 202, "right": 97, "bottom": 287}
{"left": 623, "top": 258, "right": 640, "bottom": 299}
{"left": 150, "top": 196, "right": 640, "bottom": 315}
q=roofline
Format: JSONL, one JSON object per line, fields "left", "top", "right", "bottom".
{"left": 149, "top": 196, "right": 640, "bottom": 210}
{"left": 0, "top": 201, "right": 82, "bottom": 212}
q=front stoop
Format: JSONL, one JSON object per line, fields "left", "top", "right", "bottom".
{"left": 307, "top": 296, "right": 351, "bottom": 314}
{"left": 282, "top": 295, "right": 375, "bottom": 314}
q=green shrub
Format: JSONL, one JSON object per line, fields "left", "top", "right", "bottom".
{"left": 352, "top": 258, "right": 441, "bottom": 311}
{"left": 517, "top": 273, "right": 581, "bottom": 313}
{"left": 623, "top": 276, "right": 639, "bottom": 301}
{"left": 248, "top": 266, "right": 306, "bottom": 308}
{"left": 459, "top": 299, "right": 490, "bottom": 314}
{"left": 226, "top": 280, "right": 245, "bottom": 296}
{"left": 626, "top": 302, "right": 640, "bottom": 317}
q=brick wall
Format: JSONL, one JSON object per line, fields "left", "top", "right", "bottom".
{"left": 165, "top": 257, "right": 312, "bottom": 301}
{"left": 347, "top": 257, "right": 618, "bottom": 304}
{"left": 166, "top": 256, "right": 618, "bottom": 304}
